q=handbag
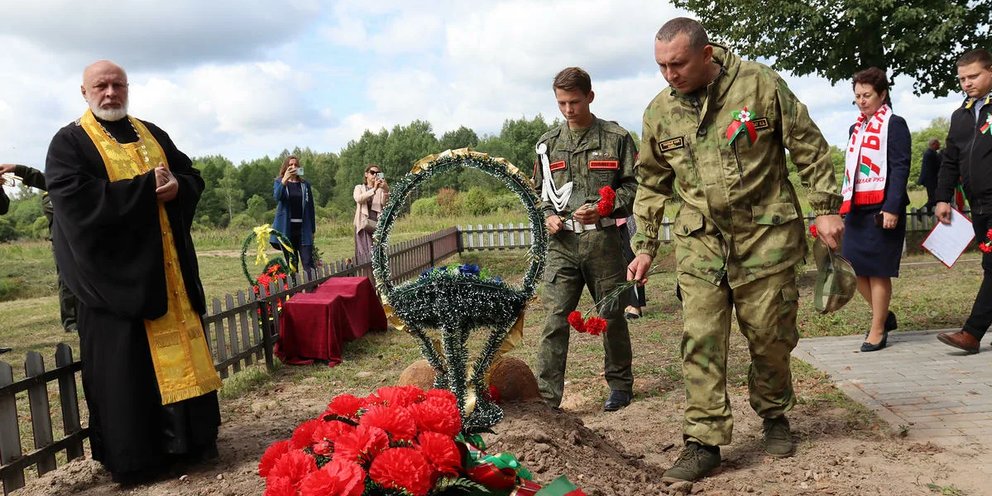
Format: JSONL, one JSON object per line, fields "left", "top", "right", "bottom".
{"left": 363, "top": 218, "right": 378, "bottom": 233}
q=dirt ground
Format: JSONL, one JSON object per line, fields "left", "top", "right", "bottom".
{"left": 15, "top": 363, "right": 988, "bottom": 496}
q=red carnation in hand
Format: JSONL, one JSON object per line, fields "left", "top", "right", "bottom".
{"left": 324, "top": 393, "right": 365, "bottom": 419}
{"left": 332, "top": 425, "right": 390, "bottom": 466}
{"left": 299, "top": 459, "right": 366, "bottom": 496}
{"left": 263, "top": 476, "right": 295, "bottom": 496}
{"left": 407, "top": 397, "right": 462, "bottom": 438}
{"left": 369, "top": 385, "right": 425, "bottom": 408}
{"left": 416, "top": 431, "right": 463, "bottom": 476}
{"left": 809, "top": 224, "right": 818, "bottom": 239}
{"left": 267, "top": 449, "right": 317, "bottom": 490}
{"left": 258, "top": 440, "right": 291, "bottom": 477}
{"left": 368, "top": 447, "right": 435, "bottom": 496}
{"left": 290, "top": 419, "right": 324, "bottom": 449}
{"left": 584, "top": 316, "right": 608, "bottom": 336}
{"left": 980, "top": 242, "right": 992, "bottom": 253}
{"left": 597, "top": 186, "right": 616, "bottom": 217}
{"left": 567, "top": 311, "right": 586, "bottom": 332}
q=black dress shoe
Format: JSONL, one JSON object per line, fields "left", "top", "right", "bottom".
{"left": 860, "top": 331, "right": 888, "bottom": 352}
{"left": 884, "top": 311, "right": 898, "bottom": 331}
{"left": 604, "top": 390, "right": 631, "bottom": 411}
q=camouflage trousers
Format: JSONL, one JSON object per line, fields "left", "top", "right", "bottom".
{"left": 678, "top": 268, "right": 799, "bottom": 446}
{"left": 537, "top": 227, "right": 633, "bottom": 407}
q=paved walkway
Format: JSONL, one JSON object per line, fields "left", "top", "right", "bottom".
{"left": 794, "top": 329, "right": 992, "bottom": 451}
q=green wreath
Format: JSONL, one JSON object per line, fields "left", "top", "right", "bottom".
{"left": 240, "top": 224, "right": 299, "bottom": 288}
{"left": 371, "top": 148, "right": 548, "bottom": 432}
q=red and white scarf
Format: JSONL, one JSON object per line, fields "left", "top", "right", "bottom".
{"left": 840, "top": 104, "right": 891, "bottom": 214}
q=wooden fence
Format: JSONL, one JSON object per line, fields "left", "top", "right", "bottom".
{"left": 0, "top": 228, "right": 460, "bottom": 494}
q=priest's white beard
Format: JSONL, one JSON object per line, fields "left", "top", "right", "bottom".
{"left": 89, "top": 100, "right": 128, "bottom": 121}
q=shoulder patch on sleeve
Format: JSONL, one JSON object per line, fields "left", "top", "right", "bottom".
{"left": 659, "top": 136, "right": 685, "bottom": 152}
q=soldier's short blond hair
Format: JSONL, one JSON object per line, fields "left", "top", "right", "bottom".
{"left": 552, "top": 67, "right": 592, "bottom": 95}
{"left": 656, "top": 17, "right": 708, "bottom": 50}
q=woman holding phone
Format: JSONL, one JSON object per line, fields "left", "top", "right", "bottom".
{"left": 353, "top": 164, "right": 389, "bottom": 263}
{"left": 271, "top": 155, "right": 316, "bottom": 271}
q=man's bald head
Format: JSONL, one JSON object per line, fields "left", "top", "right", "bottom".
{"left": 81, "top": 60, "right": 129, "bottom": 121}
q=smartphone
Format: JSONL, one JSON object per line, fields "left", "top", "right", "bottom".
{"left": 296, "top": 167, "right": 305, "bottom": 177}
{"left": 376, "top": 172, "right": 384, "bottom": 180}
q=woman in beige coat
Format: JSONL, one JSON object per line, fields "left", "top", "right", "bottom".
{"left": 353, "top": 164, "right": 389, "bottom": 263}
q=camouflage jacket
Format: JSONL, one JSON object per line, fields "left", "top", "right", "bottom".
{"left": 633, "top": 44, "right": 841, "bottom": 288}
{"left": 535, "top": 117, "right": 638, "bottom": 220}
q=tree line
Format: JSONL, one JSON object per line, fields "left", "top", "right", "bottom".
{"left": 0, "top": 115, "right": 950, "bottom": 242}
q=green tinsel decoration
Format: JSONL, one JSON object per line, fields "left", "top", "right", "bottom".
{"left": 370, "top": 149, "right": 549, "bottom": 432}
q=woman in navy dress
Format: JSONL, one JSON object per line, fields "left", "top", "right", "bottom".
{"left": 840, "top": 67, "right": 911, "bottom": 352}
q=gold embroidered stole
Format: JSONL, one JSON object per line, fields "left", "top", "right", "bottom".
{"left": 79, "top": 109, "right": 222, "bottom": 405}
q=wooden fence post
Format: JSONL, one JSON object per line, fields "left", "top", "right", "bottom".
{"left": 54, "top": 345, "right": 83, "bottom": 462}
{"left": 24, "top": 352, "right": 56, "bottom": 475}
{"left": 0, "top": 361, "right": 25, "bottom": 493}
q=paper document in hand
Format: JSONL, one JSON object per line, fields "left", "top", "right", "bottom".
{"left": 921, "top": 208, "right": 974, "bottom": 267}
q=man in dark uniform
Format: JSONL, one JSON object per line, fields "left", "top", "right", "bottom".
{"left": 0, "top": 163, "right": 79, "bottom": 332}
{"left": 46, "top": 60, "right": 222, "bottom": 484}
{"left": 936, "top": 49, "right": 992, "bottom": 353}
{"left": 534, "top": 67, "right": 638, "bottom": 412}
{"left": 917, "top": 139, "right": 941, "bottom": 214}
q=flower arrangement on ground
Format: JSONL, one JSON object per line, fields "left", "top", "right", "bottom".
{"left": 258, "top": 385, "right": 585, "bottom": 496}
{"left": 370, "top": 149, "right": 548, "bottom": 432}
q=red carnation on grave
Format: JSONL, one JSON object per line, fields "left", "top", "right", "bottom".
{"left": 424, "top": 388, "right": 457, "bottom": 404}
{"left": 596, "top": 186, "right": 616, "bottom": 217}
{"left": 417, "top": 431, "right": 463, "bottom": 476}
{"left": 299, "top": 459, "right": 366, "bottom": 496}
{"left": 369, "top": 385, "right": 425, "bottom": 408}
{"left": 290, "top": 419, "right": 324, "bottom": 449}
{"left": 359, "top": 404, "right": 418, "bottom": 442}
{"left": 258, "top": 440, "right": 291, "bottom": 477}
{"left": 262, "top": 476, "right": 295, "bottom": 496}
{"left": 332, "top": 425, "right": 390, "bottom": 465}
{"left": 567, "top": 311, "right": 587, "bottom": 332}
{"left": 368, "top": 447, "right": 435, "bottom": 496}
{"left": 407, "top": 397, "right": 462, "bottom": 438}
{"left": 257, "top": 273, "right": 273, "bottom": 287}
{"left": 584, "top": 316, "right": 608, "bottom": 336}
{"left": 311, "top": 419, "right": 354, "bottom": 445}
{"left": 267, "top": 449, "right": 317, "bottom": 490}
{"left": 324, "top": 393, "right": 365, "bottom": 419}
{"left": 487, "top": 384, "right": 501, "bottom": 404}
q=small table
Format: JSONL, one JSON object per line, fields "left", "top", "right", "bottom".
{"left": 276, "top": 277, "right": 386, "bottom": 366}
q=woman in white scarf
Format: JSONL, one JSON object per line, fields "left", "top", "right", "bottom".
{"left": 840, "top": 67, "right": 911, "bottom": 352}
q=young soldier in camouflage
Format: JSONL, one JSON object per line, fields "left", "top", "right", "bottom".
{"left": 627, "top": 18, "right": 844, "bottom": 482}
{"left": 535, "top": 67, "right": 638, "bottom": 412}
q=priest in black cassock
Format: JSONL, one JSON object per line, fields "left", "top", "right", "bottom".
{"left": 45, "top": 60, "right": 223, "bottom": 485}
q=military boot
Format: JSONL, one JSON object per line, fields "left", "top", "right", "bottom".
{"left": 662, "top": 442, "right": 721, "bottom": 482}
{"left": 762, "top": 416, "right": 795, "bottom": 457}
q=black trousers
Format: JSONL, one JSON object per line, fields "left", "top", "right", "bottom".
{"left": 965, "top": 211, "right": 992, "bottom": 340}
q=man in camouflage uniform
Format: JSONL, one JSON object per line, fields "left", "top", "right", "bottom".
{"left": 535, "top": 67, "right": 638, "bottom": 412}
{"left": 627, "top": 18, "right": 844, "bottom": 482}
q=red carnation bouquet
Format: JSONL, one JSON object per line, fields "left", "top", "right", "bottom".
{"left": 258, "top": 385, "right": 586, "bottom": 496}
{"left": 567, "top": 263, "right": 663, "bottom": 335}
{"left": 979, "top": 228, "right": 992, "bottom": 253}
{"left": 595, "top": 186, "right": 615, "bottom": 217}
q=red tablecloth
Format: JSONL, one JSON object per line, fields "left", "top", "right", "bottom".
{"left": 276, "top": 277, "right": 387, "bottom": 366}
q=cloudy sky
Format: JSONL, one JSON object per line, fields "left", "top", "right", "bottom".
{"left": 0, "top": 0, "right": 964, "bottom": 172}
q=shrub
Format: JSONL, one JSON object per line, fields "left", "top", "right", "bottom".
{"left": 435, "top": 188, "right": 463, "bottom": 215}
{"left": 411, "top": 197, "right": 440, "bottom": 217}
{"left": 462, "top": 187, "right": 490, "bottom": 215}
